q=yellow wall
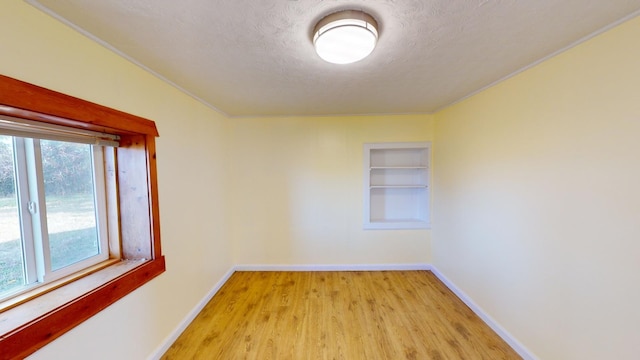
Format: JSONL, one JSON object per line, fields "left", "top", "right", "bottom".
{"left": 2, "top": 2, "right": 433, "bottom": 358}
{"left": 6, "top": 0, "right": 640, "bottom": 358}
{"left": 1, "top": 1, "right": 234, "bottom": 359}
{"left": 230, "top": 115, "right": 433, "bottom": 266}
{"left": 433, "top": 16, "right": 640, "bottom": 359}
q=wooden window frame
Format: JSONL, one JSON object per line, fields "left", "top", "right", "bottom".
{"left": 0, "top": 75, "right": 165, "bottom": 360}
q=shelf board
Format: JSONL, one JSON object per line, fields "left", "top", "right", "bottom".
{"left": 370, "top": 218, "right": 427, "bottom": 223}
{"left": 370, "top": 185, "right": 427, "bottom": 189}
{"left": 370, "top": 166, "right": 427, "bottom": 170}
{"left": 365, "top": 218, "right": 431, "bottom": 229}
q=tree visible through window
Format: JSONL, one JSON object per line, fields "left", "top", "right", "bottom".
{"left": 0, "top": 74, "right": 165, "bottom": 360}
{"left": 0, "top": 135, "right": 22, "bottom": 295}
{"left": 0, "top": 135, "right": 108, "bottom": 300}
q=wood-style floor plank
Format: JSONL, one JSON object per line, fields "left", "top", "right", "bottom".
{"left": 161, "top": 271, "right": 521, "bottom": 360}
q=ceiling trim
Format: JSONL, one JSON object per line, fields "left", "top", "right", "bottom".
{"left": 433, "top": 8, "right": 640, "bottom": 114}
{"left": 26, "top": 0, "right": 231, "bottom": 118}
{"left": 27, "top": 1, "right": 640, "bottom": 119}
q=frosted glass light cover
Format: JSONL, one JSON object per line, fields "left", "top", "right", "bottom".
{"left": 313, "top": 15, "right": 378, "bottom": 65}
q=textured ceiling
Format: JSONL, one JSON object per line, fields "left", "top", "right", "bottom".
{"left": 29, "top": 0, "right": 640, "bottom": 117}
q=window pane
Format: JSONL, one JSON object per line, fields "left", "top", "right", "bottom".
{"left": 0, "top": 135, "right": 25, "bottom": 295}
{"left": 40, "top": 140, "right": 100, "bottom": 271}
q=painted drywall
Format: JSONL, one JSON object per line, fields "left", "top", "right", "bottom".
{"left": 1, "top": 1, "right": 234, "bottom": 359}
{"left": 13, "top": 0, "right": 640, "bottom": 357}
{"left": 433, "top": 15, "right": 640, "bottom": 360}
{"left": 230, "top": 115, "right": 433, "bottom": 266}
{"left": 1, "top": 2, "right": 433, "bottom": 357}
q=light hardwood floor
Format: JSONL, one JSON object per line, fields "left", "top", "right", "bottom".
{"left": 162, "top": 271, "right": 521, "bottom": 359}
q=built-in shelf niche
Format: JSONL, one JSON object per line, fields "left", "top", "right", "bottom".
{"left": 363, "top": 142, "right": 431, "bottom": 229}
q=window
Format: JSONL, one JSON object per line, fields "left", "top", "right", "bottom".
{"left": 0, "top": 129, "right": 114, "bottom": 301}
{"left": 0, "top": 74, "right": 165, "bottom": 360}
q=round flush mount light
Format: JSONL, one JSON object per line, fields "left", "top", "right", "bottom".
{"left": 313, "top": 10, "right": 379, "bottom": 65}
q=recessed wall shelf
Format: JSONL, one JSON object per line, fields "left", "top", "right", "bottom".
{"left": 363, "top": 142, "right": 431, "bottom": 230}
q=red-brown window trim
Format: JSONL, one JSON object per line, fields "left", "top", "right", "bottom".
{"left": 0, "top": 74, "right": 166, "bottom": 360}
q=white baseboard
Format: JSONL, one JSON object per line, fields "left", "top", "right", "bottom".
{"left": 429, "top": 266, "right": 538, "bottom": 360}
{"left": 234, "top": 263, "right": 432, "bottom": 271}
{"left": 146, "top": 267, "right": 235, "bottom": 360}
{"left": 148, "top": 263, "right": 536, "bottom": 360}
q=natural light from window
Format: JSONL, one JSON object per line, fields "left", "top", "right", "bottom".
{"left": 0, "top": 74, "right": 165, "bottom": 359}
{"left": 0, "top": 134, "right": 109, "bottom": 301}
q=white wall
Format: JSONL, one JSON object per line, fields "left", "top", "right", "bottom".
{"left": 230, "top": 115, "right": 433, "bottom": 266}
{"left": 1, "top": 1, "right": 234, "bottom": 359}
{"left": 433, "top": 16, "right": 640, "bottom": 359}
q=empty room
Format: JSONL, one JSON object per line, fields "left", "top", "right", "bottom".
{"left": 1, "top": 0, "right": 639, "bottom": 359}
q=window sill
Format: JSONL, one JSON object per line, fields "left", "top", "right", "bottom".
{"left": 0, "top": 256, "right": 165, "bottom": 360}
{"left": 1, "top": 258, "right": 121, "bottom": 313}
{"left": 0, "top": 74, "right": 165, "bottom": 359}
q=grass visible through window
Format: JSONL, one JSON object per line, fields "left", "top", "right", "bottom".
{"left": 0, "top": 195, "right": 98, "bottom": 295}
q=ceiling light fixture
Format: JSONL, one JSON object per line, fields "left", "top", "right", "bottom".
{"left": 313, "top": 10, "right": 379, "bottom": 65}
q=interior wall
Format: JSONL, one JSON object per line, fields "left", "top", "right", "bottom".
{"left": 433, "top": 16, "right": 640, "bottom": 360}
{"left": 1, "top": 1, "right": 234, "bottom": 359}
{"left": 12, "top": 0, "right": 640, "bottom": 358}
{"left": 230, "top": 115, "right": 433, "bottom": 266}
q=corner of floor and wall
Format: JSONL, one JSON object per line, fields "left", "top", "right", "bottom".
{"left": 430, "top": 13, "right": 640, "bottom": 360}
{"left": 3, "top": 1, "right": 640, "bottom": 359}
